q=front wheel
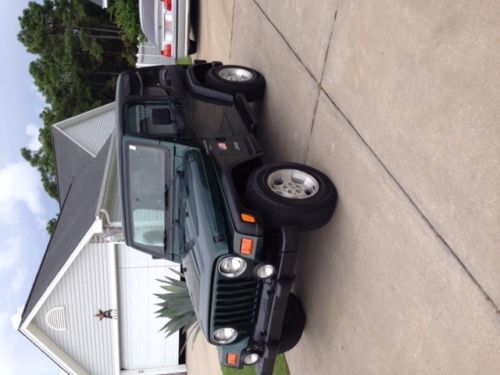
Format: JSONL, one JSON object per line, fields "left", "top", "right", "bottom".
{"left": 205, "top": 65, "right": 265, "bottom": 101}
{"left": 188, "top": 39, "right": 197, "bottom": 55}
{"left": 245, "top": 163, "right": 337, "bottom": 230}
{"left": 278, "top": 294, "right": 306, "bottom": 353}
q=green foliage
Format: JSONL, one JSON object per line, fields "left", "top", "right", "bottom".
{"left": 46, "top": 216, "right": 59, "bottom": 235}
{"left": 155, "top": 270, "right": 201, "bottom": 347}
{"left": 107, "top": 0, "right": 144, "bottom": 44}
{"left": 18, "top": 0, "right": 141, "bottom": 232}
{"left": 176, "top": 56, "right": 193, "bottom": 65}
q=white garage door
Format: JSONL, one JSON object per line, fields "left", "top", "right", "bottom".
{"left": 117, "top": 244, "right": 180, "bottom": 371}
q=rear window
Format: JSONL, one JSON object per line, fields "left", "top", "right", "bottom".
{"left": 127, "top": 103, "right": 183, "bottom": 137}
{"left": 128, "top": 103, "right": 170, "bottom": 133}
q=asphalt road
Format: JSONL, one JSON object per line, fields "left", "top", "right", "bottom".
{"left": 188, "top": 1, "right": 500, "bottom": 374}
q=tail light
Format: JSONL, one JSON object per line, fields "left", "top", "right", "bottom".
{"left": 161, "top": 44, "right": 172, "bottom": 57}
{"left": 162, "top": 0, "right": 172, "bottom": 11}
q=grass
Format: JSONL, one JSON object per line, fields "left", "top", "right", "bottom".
{"left": 176, "top": 56, "right": 193, "bottom": 65}
{"left": 221, "top": 354, "right": 290, "bottom": 375}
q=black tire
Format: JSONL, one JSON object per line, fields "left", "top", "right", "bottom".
{"left": 246, "top": 163, "right": 337, "bottom": 230}
{"left": 205, "top": 65, "right": 265, "bottom": 101}
{"left": 278, "top": 294, "right": 306, "bottom": 353}
{"left": 188, "top": 39, "right": 197, "bottom": 55}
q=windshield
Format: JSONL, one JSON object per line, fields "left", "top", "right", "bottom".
{"left": 126, "top": 143, "right": 169, "bottom": 253}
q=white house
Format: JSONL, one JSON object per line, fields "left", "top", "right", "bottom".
{"left": 19, "top": 103, "right": 186, "bottom": 375}
{"left": 88, "top": 0, "right": 108, "bottom": 8}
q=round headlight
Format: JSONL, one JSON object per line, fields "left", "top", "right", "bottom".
{"left": 212, "top": 327, "right": 238, "bottom": 344}
{"left": 255, "top": 263, "right": 276, "bottom": 279}
{"left": 243, "top": 352, "right": 261, "bottom": 365}
{"left": 218, "top": 256, "right": 247, "bottom": 278}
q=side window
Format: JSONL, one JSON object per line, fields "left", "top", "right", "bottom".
{"left": 132, "top": 209, "right": 164, "bottom": 247}
{"left": 127, "top": 144, "right": 167, "bottom": 252}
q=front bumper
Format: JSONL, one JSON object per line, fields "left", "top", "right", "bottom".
{"left": 218, "top": 226, "right": 301, "bottom": 375}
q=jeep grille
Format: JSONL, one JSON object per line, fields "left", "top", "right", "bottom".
{"left": 213, "top": 278, "right": 260, "bottom": 337}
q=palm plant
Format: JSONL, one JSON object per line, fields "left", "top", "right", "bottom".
{"left": 155, "top": 269, "right": 201, "bottom": 347}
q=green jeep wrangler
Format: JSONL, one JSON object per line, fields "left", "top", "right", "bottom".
{"left": 115, "top": 61, "right": 337, "bottom": 374}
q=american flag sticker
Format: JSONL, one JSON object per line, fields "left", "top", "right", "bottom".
{"left": 217, "top": 142, "right": 228, "bottom": 151}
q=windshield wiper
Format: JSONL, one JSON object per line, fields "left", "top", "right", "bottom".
{"left": 164, "top": 184, "right": 169, "bottom": 209}
{"left": 163, "top": 229, "right": 168, "bottom": 250}
{"left": 163, "top": 184, "right": 170, "bottom": 251}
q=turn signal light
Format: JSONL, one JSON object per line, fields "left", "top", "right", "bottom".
{"left": 240, "top": 213, "right": 256, "bottom": 223}
{"left": 227, "top": 353, "right": 238, "bottom": 366}
{"left": 240, "top": 238, "right": 253, "bottom": 256}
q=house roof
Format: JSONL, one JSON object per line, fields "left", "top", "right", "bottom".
{"left": 21, "top": 137, "right": 112, "bottom": 324}
{"left": 52, "top": 102, "right": 115, "bottom": 205}
{"left": 53, "top": 129, "right": 94, "bottom": 205}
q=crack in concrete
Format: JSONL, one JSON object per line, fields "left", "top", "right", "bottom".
{"left": 320, "top": 8, "right": 338, "bottom": 84}
{"left": 229, "top": 0, "right": 237, "bottom": 60}
{"left": 304, "top": 88, "right": 323, "bottom": 164}
{"left": 306, "top": 5, "right": 339, "bottom": 162}
{"left": 251, "top": 0, "right": 317, "bottom": 82}
{"left": 320, "top": 89, "right": 500, "bottom": 315}
{"left": 238, "top": 0, "right": 500, "bottom": 314}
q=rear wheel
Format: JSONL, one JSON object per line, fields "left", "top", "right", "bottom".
{"left": 205, "top": 65, "right": 265, "bottom": 101}
{"left": 188, "top": 39, "right": 197, "bottom": 55}
{"left": 246, "top": 163, "right": 337, "bottom": 230}
{"left": 278, "top": 294, "right": 306, "bottom": 353}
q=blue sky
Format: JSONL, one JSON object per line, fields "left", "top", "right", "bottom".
{"left": 0, "top": 1, "right": 62, "bottom": 374}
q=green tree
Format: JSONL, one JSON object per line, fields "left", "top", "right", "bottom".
{"left": 108, "top": 0, "right": 144, "bottom": 45}
{"left": 18, "top": 0, "right": 138, "bottom": 230}
{"left": 46, "top": 216, "right": 59, "bottom": 235}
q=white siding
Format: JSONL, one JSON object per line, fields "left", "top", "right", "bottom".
{"left": 117, "top": 244, "right": 181, "bottom": 370}
{"left": 102, "top": 149, "right": 122, "bottom": 226}
{"left": 33, "top": 243, "right": 117, "bottom": 375}
{"left": 63, "top": 108, "right": 115, "bottom": 156}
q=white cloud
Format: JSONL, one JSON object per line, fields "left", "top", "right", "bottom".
{"left": 0, "top": 237, "right": 22, "bottom": 272}
{"left": 7, "top": 267, "right": 28, "bottom": 298}
{"left": 29, "top": 84, "right": 45, "bottom": 100}
{"left": 0, "top": 161, "right": 45, "bottom": 223}
{"left": 10, "top": 306, "right": 24, "bottom": 331}
{"left": 25, "top": 123, "right": 42, "bottom": 151}
{"left": 29, "top": 84, "right": 48, "bottom": 112}
{"left": 0, "top": 308, "right": 60, "bottom": 375}
{"left": 0, "top": 312, "right": 19, "bottom": 374}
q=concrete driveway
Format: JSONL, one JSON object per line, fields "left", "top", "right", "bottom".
{"left": 188, "top": 1, "right": 500, "bottom": 374}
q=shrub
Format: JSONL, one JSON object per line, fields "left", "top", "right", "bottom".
{"left": 155, "top": 269, "right": 201, "bottom": 347}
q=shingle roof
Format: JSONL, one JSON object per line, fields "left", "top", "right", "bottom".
{"left": 53, "top": 129, "right": 94, "bottom": 205}
{"left": 21, "top": 137, "right": 111, "bottom": 324}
